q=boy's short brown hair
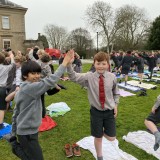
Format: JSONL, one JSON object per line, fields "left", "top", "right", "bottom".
{"left": 41, "top": 54, "right": 51, "bottom": 63}
{"left": 94, "top": 51, "right": 110, "bottom": 65}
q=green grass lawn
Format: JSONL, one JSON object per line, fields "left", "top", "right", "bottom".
{"left": 1, "top": 63, "right": 160, "bottom": 160}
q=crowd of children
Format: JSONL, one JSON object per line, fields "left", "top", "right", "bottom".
{"left": 1, "top": 48, "right": 160, "bottom": 160}
{"left": 110, "top": 50, "right": 159, "bottom": 85}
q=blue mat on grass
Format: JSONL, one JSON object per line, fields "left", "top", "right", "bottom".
{"left": 0, "top": 123, "right": 12, "bottom": 139}
{"left": 128, "top": 72, "right": 138, "bottom": 77}
{"left": 118, "top": 82, "right": 141, "bottom": 92}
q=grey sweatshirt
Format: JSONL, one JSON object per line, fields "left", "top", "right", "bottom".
{"left": 12, "top": 65, "right": 66, "bottom": 136}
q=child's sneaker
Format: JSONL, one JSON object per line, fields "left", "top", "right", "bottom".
{"left": 72, "top": 143, "right": 81, "bottom": 157}
{"left": 64, "top": 144, "right": 73, "bottom": 158}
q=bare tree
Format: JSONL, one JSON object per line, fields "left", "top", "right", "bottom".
{"left": 114, "top": 5, "right": 150, "bottom": 50}
{"left": 71, "top": 28, "right": 92, "bottom": 49}
{"left": 85, "top": 1, "right": 121, "bottom": 52}
{"left": 66, "top": 28, "right": 93, "bottom": 58}
{"left": 43, "top": 24, "right": 68, "bottom": 49}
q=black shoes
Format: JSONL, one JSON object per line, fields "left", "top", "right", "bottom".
{"left": 152, "top": 86, "right": 157, "bottom": 90}
{"left": 138, "top": 91, "right": 147, "bottom": 96}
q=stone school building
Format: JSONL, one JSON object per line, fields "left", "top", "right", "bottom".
{"left": 0, "top": 0, "right": 43, "bottom": 53}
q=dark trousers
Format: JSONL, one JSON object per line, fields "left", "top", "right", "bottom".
{"left": 0, "top": 87, "right": 7, "bottom": 110}
{"left": 16, "top": 133, "right": 44, "bottom": 160}
{"left": 149, "top": 67, "right": 154, "bottom": 79}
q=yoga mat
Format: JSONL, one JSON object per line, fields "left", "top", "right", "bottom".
{"left": 123, "top": 131, "right": 160, "bottom": 160}
{"left": 127, "top": 80, "right": 157, "bottom": 89}
{"left": 132, "top": 77, "right": 151, "bottom": 82}
{"left": 128, "top": 72, "right": 138, "bottom": 77}
{"left": 153, "top": 73, "right": 160, "bottom": 77}
{"left": 0, "top": 123, "right": 12, "bottom": 139}
{"left": 118, "top": 82, "right": 141, "bottom": 92}
{"left": 77, "top": 136, "right": 138, "bottom": 160}
{"left": 119, "top": 89, "right": 136, "bottom": 97}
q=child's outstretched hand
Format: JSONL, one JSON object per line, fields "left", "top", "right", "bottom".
{"left": 62, "top": 49, "right": 74, "bottom": 66}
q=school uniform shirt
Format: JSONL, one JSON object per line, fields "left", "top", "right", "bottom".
{"left": 12, "top": 67, "right": 22, "bottom": 86}
{"left": 0, "top": 63, "right": 14, "bottom": 87}
{"left": 67, "top": 65, "right": 120, "bottom": 111}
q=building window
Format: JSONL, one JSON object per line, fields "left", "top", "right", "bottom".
{"left": 3, "top": 39, "right": 11, "bottom": 49}
{"left": 2, "top": 16, "right": 10, "bottom": 29}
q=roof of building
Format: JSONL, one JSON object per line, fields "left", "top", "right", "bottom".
{"left": 0, "top": 0, "right": 27, "bottom": 10}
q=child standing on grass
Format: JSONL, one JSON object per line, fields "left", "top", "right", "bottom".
{"left": 145, "top": 95, "right": 160, "bottom": 151}
{"left": 118, "top": 51, "right": 135, "bottom": 85}
{"left": 5, "top": 51, "right": 74, "bottom": 160}
{"left": 135, "top": 53, "right": 144, "bottom": 84}
{"left": 5, "top": 55, "right": 26, "bottom": 104}
{"left": 67, "top": 51, "right": 120, "bottom": 160}
{"left": 0, "top": 51, "right": 14, "bottom": 130}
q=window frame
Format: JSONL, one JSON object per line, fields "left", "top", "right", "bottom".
{"left": 2, "top": 16, "right": 10, "bottom": 29}
{"left": 3, "top": 39, "right": 11, "bottom": 49}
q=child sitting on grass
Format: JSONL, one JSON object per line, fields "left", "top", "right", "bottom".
{"left": 145, "top": 95, "right": 160, "bottom": 151}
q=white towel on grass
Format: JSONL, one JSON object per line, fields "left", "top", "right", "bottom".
{"left": 77, "top": 136, "right": 138, "bottom": 160}
{"left": 123, "top": 130, "right": 160, "bottom": 159}
{"left": 46, "top": 102, "right": 71, "bottom": 117}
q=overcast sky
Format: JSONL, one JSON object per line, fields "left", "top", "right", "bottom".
{"left": 13, "top": 0, "right": 160, "bottom": 40}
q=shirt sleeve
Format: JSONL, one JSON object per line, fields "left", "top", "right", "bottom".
{"left": 27, "top": 64, "right": 66, "bottom": 97}
{"left": 67, "top": 64, "right": 88, "bottom": 87}
{"left": 15, "top": 68, "right": 22, "bottom": 86}
{"left": 28, "top": 49, "right": 37, "bottom": 61}
{"left": 112, "top": 75, "right": 120, "bottom": 105}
